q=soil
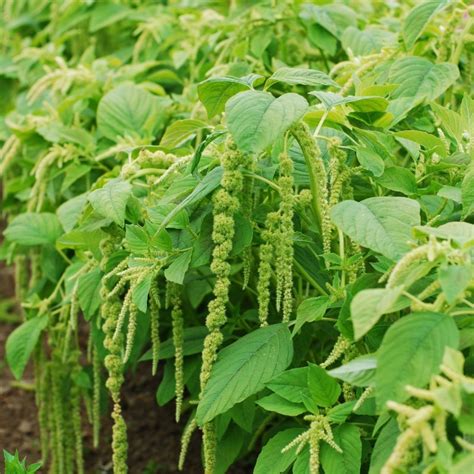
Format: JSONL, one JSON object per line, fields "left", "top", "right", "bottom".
{"left": 0, "top": 262, "right": 249, "bottom": 474}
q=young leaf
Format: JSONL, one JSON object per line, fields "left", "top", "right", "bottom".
{"left": 292, "top": 296, "right": 329, "bottom": 335}
{"left": 4, "top": 213, "right": 63, "bottom": 246}
{"left": 6, "top": 314, "right": 48, "bottom": 380}
{"left": 256, "top": 393, "right": 306, "bottom": 416}
{"left": 164, "top": 249, "right": 192, "bottom": 284}
{"left": 198, "top": 77, "right": 251, "bottom": 118}
{"left": 320, "top": 424, "right": 362, "bottom": 474}
{"left": 160, "top": 119, "right": 210, "bottom": 149}
{"left": 355, "top": 147, "right": 385, "bottom": 177}
{"left": 438, "top": 264, "right": 472, "bottom": 305}
{"left": 307, "top": 364, "right": 341, "bottom": 408}
{"left": 328, "top": 354, "right": 377, "bottom": 387}
{"left": 254, "top": 428, "right": 305, "bottom": 474}
{"left": 267, "top": 67, "right": 337, "bottom": 88}
{"left": 77, "top": 267, "right": 103, "bottom": 320}
{"left": 351, "top": 286, "right": 404, "bottom": 340}
{"left": 196, "top": 324, "right": 293, "bottom": 425}
{"left": 267, "top": 367, "right": 311, "bottom": 404}
{"left": 88, "top": 177, "right": 132, "bottom": 226}
{"left": 375, "top": 312, "right": 459, "bottom": 409}
{"left": 331, "top": 197, "right": 420, "bottom": 261}
{"left": 226, "top": 91, "right": 308, "bottom": 155}
{"left": 403, "top": 0, "right": 448, "bottom": 49}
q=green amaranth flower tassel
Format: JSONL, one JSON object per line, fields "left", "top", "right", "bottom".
{"left": 170, "top": 282, "right": 184, "bottom": 422}
{"left": 199, "top": 139, "right": 248, "bottom": 474}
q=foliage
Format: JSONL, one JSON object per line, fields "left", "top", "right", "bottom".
{"left": 0, "top": 0, "right": 473, "bottom": 473}
{"left": 3, "top": 451, "right": 42, "bottom": 474}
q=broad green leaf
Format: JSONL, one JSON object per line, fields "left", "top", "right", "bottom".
{"left": 57, "top": 194, "right": 88, "bottom": 232}
{"left": 369, "top": 418, "right": 400, "bottom": 474}
{"left": 97, "top": 84, "right": 168, "bottom": 141}
{"left": 414, "top": 222, "right": 474, "bottom": 247}
{"left": 308, "top": 364, "right": 341, "bottom": 408}
{"left": 452, "top": 453, "right": 474, "bottom": 474}
{"left": 77, "top": 267, "right": 103, "bottom": 320}
{"left": 356, "top": 147, "right": 385, "bottom": 177}
{"left": 226, "top": 91, "right": 308, "bottom": 155}
{"left": 196, "top": 324, "right": 293, "bottom": 424}
{"left": 6, "top": 314, "right": 48, "bottom": 380}
{"left": 164, "top": 249, "right": 192, "bottom": 284}
{"left": 320, "top": 424, "right": 362, "bottom": 474}
{"left": 88, "top": 177, "right": 132, "bottom": 226}
{"left": 376, "top": 312, "right": 459, "bottom": 409}
{"left": 256, "top": 393, "right": 306, "bottom": 416}
{"left": 37, "top": 123, "right": 94, "bottom": 150}
{"left": 342, "top": 27, "right": 396, "bottom": 56}
{"left": 160, "top": 119, "right": 210, "bottom": 149}
{"left": 198, "top": 76, "right": 252, "bottom": 118}
{"left": 300, "top": 4, "right": 356, "bottom": 39}
{"left": 267, "top": 367, "right": 310, "bottom": 404}
{"left": 4, "top": 213, "right": 63, "bottom": 246}
{"left": 394, "top": 130, "right": 446, "bottom": 157}
{"left": 351, "top": 286, "right": 404, "bottom": 340}
{"left": 388, "top": 58, "right": 459, "bottom": 120}
{"left": 292, "top": 296, "right": 329, "bottom": 335}
{"left": 140, "top": 326, "right": 208, "bottom": 361}
{"left": 311, "top": 91, "right": 388, "bottom": 112}
{"left": 331, "top": 197, "right": 420, "bottom": 260}
{"left": 403, "top": 0, "right": 448, "bottom": 49}
{"left": 376, "top": 166, "right": 417, "bottom": 195}
{"left": 254, "top": 428, "right": 305, "bottom": 474}
{"left": 439, "top": 264, "right": 472, "bottom": 305}
{"left": 328, "top": 354, "right": 377, "bottom": 387}
{"left": 267, "top": 67, "right": 337, "bottom": 88}
{"left": 327, "top": 401, "right": 357, "bottom": 423}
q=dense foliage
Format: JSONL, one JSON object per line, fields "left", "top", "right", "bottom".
{"left": 1, "top": 0, "right": 473, "bottom": 473}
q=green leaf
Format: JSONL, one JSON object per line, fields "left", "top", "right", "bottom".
{"left": 388, "top": 58, "right": 459, "bottom": 121}
{"left": 97, "top": 84, "right": 168, "bottom": 141}
{"left": 6, "top": 314, "right": 48, "bottom": 380}
{"left": 369, "top": 418, "right": 400, "bottom": 474}
{"left": 89, "top": 3, "right": 131, "bottom": 32}
{"left": 196, "top": 324, "right": 293, "bottom": 425}
{"left": 351, "top": 286, "right": 404, "bottom": 340}
{"left": 4, "top": 213, "right": 63, "bottom": 246}
{"left": 160, "top": 119, "right": 210, "bottom": 149}
{"left": 198, "top": 77, "right": 251, "bottom": 118}
{"left": 267, "top": 367, "right": 311, "bottom": 404}
{"left": 320, "top": 424, "right": 362, "bottom": 474}
{"left": 462, "top": 164, "right": 474, "bottom": 217}
{"left": 77, "top": 267, "right": 103, "bottom": 320}
{"left": 342, "top": 27, "right": 396, "bottom": 56}
{"left": 439, "top": 264, "right": 472, "bottom": 305}
{"left": 57, "top": 194, "right": 88, "bottom": 232}
{"left": 331, "top": 197, "right": 420, "bottom": 260}
{"left": 267, "top": 67, "right": 337, "bottom": 88}
{"left": 164, "top": 249, "right": 192, "bottom": 284}
{"left": 394, "top": 130, "right": 447, "bottom": 157}
{"left": 375, "top": 312, "right": 459, "bottom": 409}
{"left": 311, "top": 92, "right": 388, "bottom": 112}
{"left": 355, "top": 147, "right": 385, "bottom": 177}
{"left": 256, "top": 393, "right": 306, "bottom": 416}
{"left": 414, "top": 222, "right": 474, "bottom": 247}
{"left": 226, "top": 91, "right": 308, "bottom": 155}
{"left": 254, "top": 428, "right": 305, "bottom": 474}
{"left": 376, "top": 166, "right": 417, "bottom": 195}
{"left": 328, "top": 354, "right": 377, "bottom": 387}
{"left": 292, "top": 296, "right": 329, "bottom": 335}
{"left": 88, "top": 177, "right": 132, "bottom": 226}
{"left": 403, "top": 0, "right": 448, "bottom": 49}
{"left": 308, "top": 364, "right": 341, "bottom": 407}
{"left": 132, "top": 272, "right": 153, "bottom": 313}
